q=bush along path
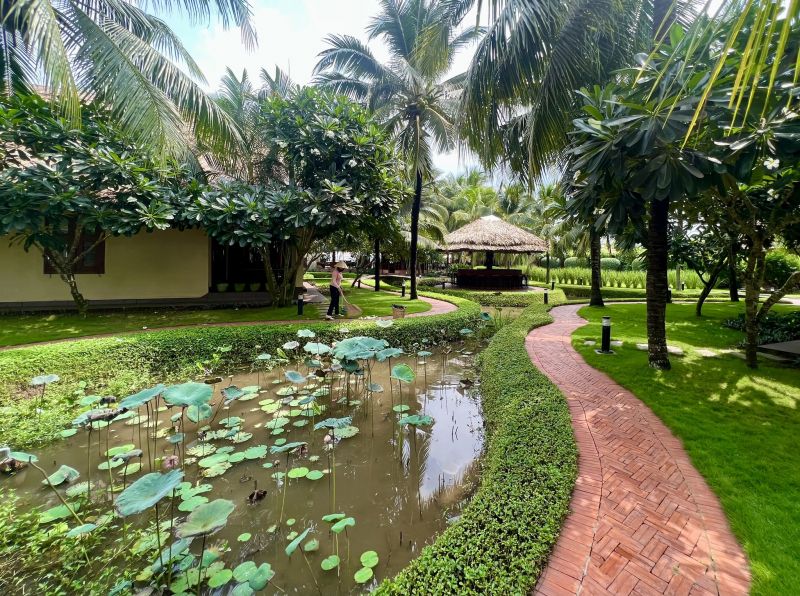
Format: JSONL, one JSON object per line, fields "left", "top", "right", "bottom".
{"left": 527, "top": 304, "right": 750, "bottom": 596}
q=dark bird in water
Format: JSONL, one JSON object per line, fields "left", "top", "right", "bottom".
{"left": 247, "top": 480, "right": 267, "bottom": 504}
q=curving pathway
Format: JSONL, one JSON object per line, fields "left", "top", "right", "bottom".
{"left": 528, "top": 304, "right": 750, "bottom": 596}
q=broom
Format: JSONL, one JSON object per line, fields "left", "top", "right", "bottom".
{"left": 341, "top": 294, "right": 362, "bottom": 319}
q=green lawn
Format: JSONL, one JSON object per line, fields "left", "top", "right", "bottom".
{"left": 0, "top": 287, "right": 431, "bottom": 347}
{"left": 573, "top": 303, "right": 800, "bottom": 595}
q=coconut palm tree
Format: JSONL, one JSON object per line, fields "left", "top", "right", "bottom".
{"left": 0, "top": 0, "right": 255, "bottom": 157}
{"left": 313, "top": 0, "right": 482, "bottom": 299}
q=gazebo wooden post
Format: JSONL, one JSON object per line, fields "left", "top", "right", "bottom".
{"left": 485, "top": 250, "right": 494, "bottom": 270}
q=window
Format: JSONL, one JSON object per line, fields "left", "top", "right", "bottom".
{"left": 43, "top": 229, "right": 106, "bottom": 275}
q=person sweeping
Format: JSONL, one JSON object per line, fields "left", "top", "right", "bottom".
{"left": 325, "top": 261, "right": 347, "bottom": 320}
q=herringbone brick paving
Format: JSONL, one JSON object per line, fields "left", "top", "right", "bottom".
{"left": 528, "top": 304, "right": 750, "bottom": 596}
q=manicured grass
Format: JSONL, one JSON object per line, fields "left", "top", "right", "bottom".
{"left": 573, "top": 303, "right": 800, "bottom": 596}
{"left": 0, "top": 287, "right": 429, "bottom": 347}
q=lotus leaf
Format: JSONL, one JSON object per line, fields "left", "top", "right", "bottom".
{"left": 65, "top": 481, "right": 93, "bottom": 497}
{"left": 168, "top": 433, "right": 185, "bottom": 444}
{"left": 106, "top": 444, "right": 136, "bottom": 457}
{"left": 98, "top": 458, "right": 124, "bottom": 471}
{"left": 198, "top": 453, "right": 229, "bottom": 468}
{"left": 269, "top": 441, "right": 306, "bottom": 454}
{"left": 187, "top": 444, "right": 216, "bottom": 458}
{"left": 354, "top": 567, "right": 374, "bottom": 584}
{"left": 265, "top": 417, "right": 290, "bottom": 430}
{"left": 287, "top": 467, "right": 309, "bottom": 479}
{"left": 304, "top": 538, "right": 319, "bottom": 552}
{"left": 297, "top": 329, "right": 315, "bottom": 338}
{"left": 303, "top": 342, "right": 331, "bottom": 355}
{"left": 322, "top": 513, "right": 345, "bottom": 522}
{"left": 271, "top": 472, "right": 285, "bottom": 480}
{"left": 376, "top": 347, "right": 403, "bottom": 362}
{"left": 367, "top": 383, "right": 384, "bottom": 393}
{"left": 398, "top": 414, "right": 435, "bottom": 426}
{"left": 118, "top": 462, "right": 142, "bottom": 476}
{"left": 313, "top": 416, "right": 352, "bottom": 430}
{"left": 39, "top": 502, "right": 80, "bottom": 523}
{"left": 187, "top": 403, "right": 213, "bottom": 423}
{"left": 242, "top": 385, "right": 261, "bottom": 392}
{"left": 66, "top": 523, "right": 97, "bottom": 537}
{"left": 390, "top": 364, "right": 415, "bottom": 383}
{"left": 115, "top": 470, "right": 184, "bottom": 516}
{"left": 286, "top": 518, "right": 296, "bottom": 526}
{"left": 276, "top": 386, "right": 297, "bottom": 397}
{"left": 152, "top": 538, "right": 192, "bottom": 570}
{"left": 232, "top": 582, "right": 255, "bottom": 596}
{"left": 228, "top": 452, "right": 246, "bottom": 463}
{"left": 202, "top": 463, "right": 232, "bottom": 478}
{"left": 79, "top": 395, "right": 101, "bottom": 407}
{"left": 284, "top": 371, "right": 307, "bottom": 384}
{"left": 180, "top": 484, "right": 213, "bottom": 499}
{"left": 360, "top": 550, "right": 379, "bottom": 568}
{"left": 238, "top": 532, "right": 251, "bottom": 542}
{"left": 285, "top": 527, "right": 310, "bottom": 556}
{"left": 256, "top": 353, "right": 271, "bottom": 361}
{"left": 176, "top": 499, "right": 235, "bottom": 538}
{"left": 43, "top": 464, "right": 79, "bottom": 486}
{"left": 305, "top": 358, "right": 322, "bottom": 368}
{"left": 163, "top": 382, "right": 212, "bottom": 407}
{"left": 9, "top": 451, "right": 38, "bottom": 463}
{"left": 282, "top": 340, "right": 300, "bottom": 350}
{"left": 418, "top": 350, "right": 432, "bottom": 357}
{"left": 305, "top": 470, "right": 324, "bottom": 481}
{"left": 243, "top": 445, "right": 268, "bottom": 459}
{"left": 375, "top": 319, "right": 393, "bottom": 328}
{"left": 320, "top": 555, "right": 340, "bottom": 571}
{"left": 392, "top": 405, "right": 410, "bottom": 413}
{"left": 231, "top": 431, "right": 253, "bottom": 443}
{"left": 178, "top": 495, "right": 209, "bottom": 512}
{"left": 208, "top": 569, "right": 233, "bottom": 588}
{"left": 233, "top": 561, "right": 257, "bottom": 582}
{"left": 31, "top": 374, "right": 60, "bottom": 386}
{"left": 120, "top": 385, "right": 165, "bottom": 409}
{"left": 222, "top": 386, "right": 246, "bottom": 401}
{"left": 333, "top": 425, "right": 359, "bottom": 439}
{"left": 331, "top": 517, "right": 355, "bottom": 533}
{"left": 59, "top": 428, "right": 78, "bottom": 438}
{"left": 220, "top": 416, "right": 243, "bottom": 427}
{"left": 247, "top": 563, "right": 275, "bottom": 590}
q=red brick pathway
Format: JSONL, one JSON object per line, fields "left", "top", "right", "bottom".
{"left": 528, "top": 304, "right": 750, "bottom": 596}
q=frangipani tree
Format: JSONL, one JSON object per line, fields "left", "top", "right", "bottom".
{"left": 0, "top": 93, "right": 194, "bottom": 314}
{"left": 185, "top": 88, "right": 404, "bottom": 306}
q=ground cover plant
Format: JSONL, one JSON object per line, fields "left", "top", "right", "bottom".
{"left": 0, "top": 292, "right": 477, "bottom": 450}
{"left": 573, "top": 303, "right": 800, "bottom": 595}
{"left": 0, "top": 288, "right": 431, "bottom": 348}
{"left": 377, "top": 304, "right": 577, "bottom": 594}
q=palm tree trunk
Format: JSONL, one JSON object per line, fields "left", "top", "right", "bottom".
{"left": 589, "top": 225, "right": 604, "bottom": 307}
{"left": 646, "top": 197, "right": 671, "bottom": 369}
{"left": 409, "top": 170, "right": 422, "bottom": 300}
{"left": 374, "top": 237, "right": 381, "bottom": 292}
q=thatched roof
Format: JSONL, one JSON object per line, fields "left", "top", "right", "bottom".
{"left": 441, "top": 215, "right": 547, "bottom": 253}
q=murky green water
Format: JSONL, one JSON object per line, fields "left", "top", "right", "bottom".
{"left": 4, "top": 346, "right": 484, "bottom": 594}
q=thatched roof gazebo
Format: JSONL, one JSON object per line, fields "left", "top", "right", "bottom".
{"left": 441, "top": 215, "right": 547, "bottom": 289}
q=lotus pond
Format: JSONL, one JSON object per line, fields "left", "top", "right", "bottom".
{"left": 2, "top": 331, "right": 484, "bottom": 594}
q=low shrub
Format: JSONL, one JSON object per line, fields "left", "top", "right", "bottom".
{"left": 526, "top": 266, "right": 703, "bottom": 290}
{"left": 764, "top": 249, "right": 800, "bottom": 288}
{"left": 723, "top": 311, "right": 800, "bottom": 345}
{"left": 434, "top": 288, "right": 567, "bottom": 308}
{"left": 377, "top": 304, "right": 577, "bottom": 595}
{"left": 0, "top": 291, "right": 480, "bottom": 449}
{"left": 558, "top": 284, "right": 729, "bottom": 302}
{"left": 600, "top": 257, "right": 622, "bottom": 271}
{"left": 563, "top": 256, "right": 587, "bottom": 267}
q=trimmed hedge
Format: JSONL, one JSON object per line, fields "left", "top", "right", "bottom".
{"left": 377, "top": 304, "right": 578, "bottom": 595}
{"left": 434, "top": 288, "right": 568, "bottom": 308}
{"left": 559, "top": 284, "right": 730, "bottom": 302}
{"left": 0, "top": 291, "right": 480, "bottom": 449}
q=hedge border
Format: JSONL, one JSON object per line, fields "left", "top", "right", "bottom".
{"left": 376, "top": 304, "right": 578, "bottom": 595}
{"left": 0, "top": 290, "right": 481, "bottom": 449}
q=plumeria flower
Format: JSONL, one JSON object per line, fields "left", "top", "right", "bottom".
{"left": 347, "top": 159, "right": 358, "bottom": 167}
{"left": 276, "top": 140, "right": 287, "bottom": 148}
{"left": 325, "top": 130, "right": 336, "bottom": 139}
{"left": 311, "top": 148, "right": 321, "bottom": 156}
{"left": 763, "top": 157, "right": 780, "bottom": 170}
{"left": 767, "top": 188, "right": 778, "bottom": 198}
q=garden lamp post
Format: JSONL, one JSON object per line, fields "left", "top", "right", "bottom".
{"left": 544, "top": 290, "right": 549, "bottom": 305}
{"left": 598, "top": 316, "right": 614, "bottom": 354}
{"left": 297, "top": 294, "right": 304, "bottom": 316}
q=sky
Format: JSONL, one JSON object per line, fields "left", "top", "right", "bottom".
{"left": 161, "top": 0, "right": 482, "bottom": 176}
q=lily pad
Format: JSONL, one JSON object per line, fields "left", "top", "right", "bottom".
{"left": 120, "top": 385, "right": 165, "bottom": 409}
{"left": 65, "top": 481, "right": 94, "bottom": 498}
{"left": 321, "top": 555, "right": 340, "bottom": 571}
{"left": 297, "top": 329, "right": 315, "bottom": 338}
{"left": 115, "top": 470, "right": 184, "bottom": 516}
{"left": 66, "top": 523, "right": 97, "bottom": 538}
{"left": 392, "top": 405, "right": 411, "bottom": 413}
{"left": 305, "top": 470, "right": 324, "bottom": 481}
{"left": 390, "top": 363, "right": 415, "bottom": 383}
{"left": 222, "top": 386, "right": 246, "bottom": 401}
{"left": 202, "top": 463, "right": 232, "bottom": 478}
{"left": 186, "top": 403, "right": 213, "bottom": 423}
{"left": 354, "top": 567, "right": 374, "bottom": 584}
{"left": 360, "top": 550, "right": 379, "bottom": 568}
{"left": 243, "top": 445, "right": 268, "bottom": 460}
{"left": 282, "top": 340, "right": 300, "bottom": 350}
{"left": 247, "top": 563, "right": 275, "bottom": 590}
{"left": 60, "top": 428, "right": 78, "bottom": 438}
{"left": 398, "top": 414, "right": 435, "bottom": 427}
{"left": 176, "top": 499, "right": 235, "bottom": 538}
{"left": 238, "top": 532, "right": 252, "bottom": 542}
{"left": 178, "top": 495, "right": 209, "bottom": 512}
{"left": 265, "top": 417, "right": 290, "bottom": 430}
{"left": 232, "top": 583, "right": 255, "bottom": 596}
{"left": 367, "top": 383, "right": 384, "bottom": 393}
{"left": 98, "top": 458, "right": 125, "bottom": 471}
{"left": 303, "top": 342, "right": 331, "bottom": 355}
{"left": 287, "top": 467, "right": 309, "bottom": 479}
{"left": 303, "top": 538, "right": 319, "bottom": 552}
{"left": 198, "top": 453, "right": 230, "bottom": 468}
{"left": 208, "top": 568, "right": 233, "bottom": 588}
{"left": 322, "top": 513, "right": 345, "bottom": 522}
{"left": 39, "top": 502, "right": 80, "bottom": 523}
{"left": 9, "top": 451, "right": 37, "bottom": 463}
{"left": 233, "top": 561, "right": 257, "bottom": 583}
{"left": 333, "top": 425, "right": 359, "bottom": 439}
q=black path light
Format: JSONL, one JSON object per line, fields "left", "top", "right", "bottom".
{"left": 544, "top": 290, "right": 549, "bottom": 305}
{"left": 596, "top": 316, "right": 614, "bottom": 355}
{"left": 297, "top": 294, "right": 305, "bottom": 316}
{"left": 401, "top": 281, "right": 406, "bottom": 297}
